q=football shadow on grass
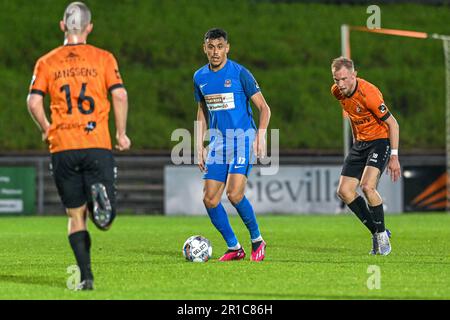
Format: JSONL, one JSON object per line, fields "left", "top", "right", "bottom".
{"left": 0, "top": 274, "right": 62, "bottom": 288}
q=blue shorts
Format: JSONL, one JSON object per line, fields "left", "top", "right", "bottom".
{"left": 204, "top": 140, "right": 255, "bottom": 183}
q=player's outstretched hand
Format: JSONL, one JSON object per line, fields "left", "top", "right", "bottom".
{"left": 115, "top": 133, "right": 131, "bottom": 151}
{"left": 386, "top": 155, "right": 401, "bottom": 182}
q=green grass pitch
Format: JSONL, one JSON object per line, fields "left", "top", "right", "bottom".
{"left": 0, "top": 213, "right": 448, "bottom": 300}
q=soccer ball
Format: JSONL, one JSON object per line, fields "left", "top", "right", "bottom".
{"left": 182, "top": 235, "right": 212, "bottom": 262}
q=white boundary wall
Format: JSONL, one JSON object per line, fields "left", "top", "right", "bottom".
{"left": 165, "top": 165, "right": 403, "bottom": 215}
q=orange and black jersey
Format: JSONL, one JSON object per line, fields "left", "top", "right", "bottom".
{"left": 29, "top": 44, "right": 124, "bottom": 153}
{"left": 331, "top": 78, "right": 391, "bottom": 142}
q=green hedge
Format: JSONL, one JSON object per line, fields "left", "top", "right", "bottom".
{"left": 1, "top": 1, "right": 449, "bottom": 151}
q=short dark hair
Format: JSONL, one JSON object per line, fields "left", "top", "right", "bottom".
{"left": 204, "top": 28, "right": 228, "bottom": 42}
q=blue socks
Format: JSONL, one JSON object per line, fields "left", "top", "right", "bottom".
{"left": 206, "top": 203, "right": 238, "bottom": 248}
{"left": 233, "top": 196, "right": 261, "bottom": 241}
{"left": 206, "top": 197, "right": 261, "bottom": 248}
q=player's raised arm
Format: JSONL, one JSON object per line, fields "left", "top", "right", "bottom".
{"left": 384, "top": 115, "right": 401, "bottom": 182}
{"left": 250, "top": 92, "right": 271, "bottom": 158}
{"left": 196, "top": 101, "right": 208, "bottom": 172}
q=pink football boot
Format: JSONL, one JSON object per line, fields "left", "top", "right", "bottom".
{"left": 251, "top": 241, "right": 266, "bottom": 262}
{"left": 219, "top": 247, "right": 246, "bottom": 261}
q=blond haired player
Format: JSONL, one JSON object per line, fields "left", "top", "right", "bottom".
{"left": 331, "top": 57, "right": 401, "bottom": 256}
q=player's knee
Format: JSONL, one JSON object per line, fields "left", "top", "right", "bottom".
{"left": 361, "top": 183, "right": 376, "bottom": 197}
{"left": 336, "top": 189, "right": 346, "bottom": 201}
{"left": 227, "top": 191, "right": 244, "bottom": 205}
{"left": 336, "top": 186, "right": 354, "bottom": 203}
{"left": 203, "top": 195, "right": 220, "bottom": 209}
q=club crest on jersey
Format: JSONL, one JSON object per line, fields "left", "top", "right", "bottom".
{"left": 224, "top": 79, "right": 232, "bottom": 88}
{"left": 356, "top": 105, "right": 362, "bottom": 113}
{"left": 378, "top": 103, "right": 387, "bottom": 113}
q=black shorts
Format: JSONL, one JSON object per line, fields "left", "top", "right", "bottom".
{"left": 50, "top": 148, "right": 117, "bottom": 209}
{"left": 341, "top": 139, "right": 390, "bottom": 180}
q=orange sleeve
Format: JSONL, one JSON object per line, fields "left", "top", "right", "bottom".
{"left": 365, "top": 86, "right": 391, "bottom": 121}
{"left": 331, "top": 84, "right": 344, "bottom": 100}
{"left": 104, "top": 53, "right": 124, "bottom": 93}
{"left": 29, "top": 58, "right": 49, "bottom": 96}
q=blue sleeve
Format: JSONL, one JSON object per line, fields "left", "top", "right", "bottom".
{"left": 193, "top": 78, "right": 203, "bottom": 102}
{"left": 240, "top": 67, "right": 261, "bottom": 99}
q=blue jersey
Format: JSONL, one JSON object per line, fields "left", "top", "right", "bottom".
{"left": 193, "top": 59, "right": 259, "bottom": 144}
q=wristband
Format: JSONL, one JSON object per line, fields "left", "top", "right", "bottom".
{"left": 391, "top": 149, "right": 398, "bottom": 156}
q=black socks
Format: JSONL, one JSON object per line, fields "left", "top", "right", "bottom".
{"left": 369, "top": 204, "right": 386, "bottom": 233}
{"left": 348, "top": 196, "right": 378, "bottom": 234}
{"left": 68, "top": 230, "right": 93, "bottom": 281}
